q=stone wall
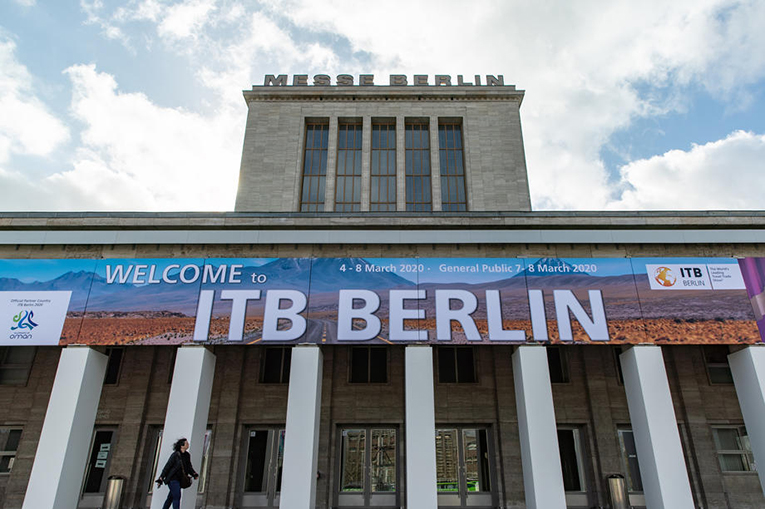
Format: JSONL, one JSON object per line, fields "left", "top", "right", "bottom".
{"left": 234, "top": 90, "right": 531, "bottom": 212}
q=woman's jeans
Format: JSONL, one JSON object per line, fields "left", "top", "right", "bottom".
{"left": 162, "top": 480, "right": 182, "bottom": 509}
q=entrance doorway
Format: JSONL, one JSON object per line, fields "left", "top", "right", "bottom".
{"left": 435, "top": 427, "right": 495, "bottom": 508}
{"left": 240, "top": 428, "right": 285, "bottom": 508}
{"left": 142, "top": 427, "right": 212, "bottom": 508}
{"left": 78, "top": 427, "right": 118, "bottom": 508}
{"left": 336, "top": 427, "right": 398, "bottom": 508}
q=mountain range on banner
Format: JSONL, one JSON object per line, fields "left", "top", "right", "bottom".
{"left": 0, "top": 258, "right": 415, "bottom": 316}
{"left": 0, "top": 270, "right": 94, "bottom": 312}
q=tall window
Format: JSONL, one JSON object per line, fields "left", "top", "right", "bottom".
{"left": 712, "top": 426, "right": 755, "bottom": 472}
{"left": 261, "top": 347, "right": 291, "bottom": 384}
{"left": 335, "top": 123, "right": 362, "bottom": 212}
{"left": 370, "top": 123, "right": 396, "bottom": 211}
{"left": 405, "top": 122, "right": 432, "bottom": 211}
{"left": 103, "top": 347, "right": 124, "bottom": 385}
{"left": 704, "top": 345, "right": 734, "bottom": 384}
{"left": 437, "top": 347, "right": 476, "bottom": 383}
{"left": 300, "top": 122, "right": 329, "bottom": 211}
{"left": 613, "top": 346, "right": 625, "bottom": 385}
{"left": 438, "top": 123, "right": 467, "bottom": 211}
{"left": 0, "top": 346, "right": 35, "bottom": 386}
{"left": 350, "top": 346, "right": 387, "bottom": 383}
{"left": 617, "top": 427, "right": 643, "bottom": 492}
{"left": 557, "top": 428, "right": 586, "bottom": 492}
{"left": 0, "top": 427, "right": 22, "bottom": 474}
{"left": 547, "top": 346, "right": 570, "bottom": 383}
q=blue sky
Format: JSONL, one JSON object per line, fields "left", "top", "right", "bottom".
{"left": 1, "top": 0, "right": 764, "bottom": 212}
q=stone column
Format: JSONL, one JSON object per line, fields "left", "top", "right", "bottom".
{"left": 22, "top": 346, "right": 107, "bottom": 509}
{"left": 396, "top": 116, "right": 406, "bottom": 211}
{"left": 405, "top": 345, "right": 438, "bottom": 509}
{"left": 151, "top": 345, "right": 216, "bottom": 509}
{"left": 512, "top": 345, "right": 566, "bottom": 509}
{"left": 729, "top": 346, "right": 765, "bottom": 495}
{"left": 620, "top": 345, "right": 694, "bottom": 509}
{"left": 429, "top": 115, "right": 442, "bottom": 211}
{"left": 360, "top": 115, "right": 372, "bottom": 211}
{"left": 324, "top": 117, "right": 339, "bottom": 211}
{"left": 280, "top": 345, "right": 323, "bottom": 509}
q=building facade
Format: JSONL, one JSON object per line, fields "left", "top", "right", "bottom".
{"left": 0, "top": 76, "right": 765, "bottom": 509}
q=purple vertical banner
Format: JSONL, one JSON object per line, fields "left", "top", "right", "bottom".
{"left": 738, "top": 258, "right": 765, "bottom": 342}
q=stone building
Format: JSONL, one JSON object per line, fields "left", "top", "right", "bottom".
{"left": 1, "top": 75, "right": 765, "bottom": 509}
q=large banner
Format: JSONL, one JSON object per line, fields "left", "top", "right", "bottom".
{"left": 0, "top": 257, "right": 762, "bottom": 346}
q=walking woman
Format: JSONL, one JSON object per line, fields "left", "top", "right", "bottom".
{"left": 156, "top": 438, "right": 198, "bottom": 509}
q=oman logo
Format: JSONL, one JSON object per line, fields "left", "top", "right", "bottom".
{"left": 653, "top": 266, "right": 677, "bottom": 287}
{"left": 11, "top": 310, "right": 38, "bottom": 331}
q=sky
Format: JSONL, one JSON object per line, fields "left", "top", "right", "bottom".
{"left": 0, "top": 0, "right": 764, "bottom": 212}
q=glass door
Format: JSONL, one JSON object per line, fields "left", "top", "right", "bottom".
{"left": 337, "top": 427, "right": 398, "bottom": 507}
{"left": 240, "top": 428, "right": 285, "bottom": 509}
{"left": 78, "top": 427, "right": 118, "bottom": 508}
{"left": 436, "top": 428, "right": 494, "bottom": 508}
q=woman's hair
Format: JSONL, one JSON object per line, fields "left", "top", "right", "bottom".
{"left": 172, "top": 438, "right": 188, "bottom": 452}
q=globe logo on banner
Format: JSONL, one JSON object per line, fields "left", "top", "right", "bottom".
{"left": 10, "top": 310, "right": 38, "bottom": 331}
{"left": 653, "top": 266, "right": 677, "bottom": 287}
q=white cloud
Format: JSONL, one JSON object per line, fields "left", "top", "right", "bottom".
{"left": 115, "top": 0, "right": 163, "bottom": 22}
{"left": 267, "top": 0, "right": 765, "bottom": 210}
{"left": 0, "top": 163, "right": 153, "bottom": 211}
{"left": 5, "top": 1, "right": 765, "bottom": 212}
{"left": 158, "top": 0, "right": 217, "bottom": 40}
{"left": 1, "top": 4, "right": 346, "bottom": 212}
{"left": 80, "top": 0, "right": 132, "bottom": 48}
{"left": 57, "top": 64, "right": 241, "bottom": 210}
{"left": 0, "top": 39, "right": 69, "bottom": 164}
{"left": 611, "top": 131, "right": 765, "bottom": 210}
{"left": 12, "top": 0, "right": 36, "bottom": 6}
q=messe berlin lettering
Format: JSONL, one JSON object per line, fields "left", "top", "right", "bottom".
{"left": 0, "top": 257, "right": 762, "bottom": 346}
{"left": 263, "top": 74, "right": 506, "bottom": 87}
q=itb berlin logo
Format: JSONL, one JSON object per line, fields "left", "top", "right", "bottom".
{"left": 653, "top": 266, "right": 677, "bottom": 287}
{"left": 9, "top": 310, "right": 38, "bottom": 340}
{"left": 646, "top": 264, "right": 714, "bottom": 290}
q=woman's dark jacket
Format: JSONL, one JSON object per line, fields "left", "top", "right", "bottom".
{"left": 159, "top": 450, "right": 197, "bottom": 484}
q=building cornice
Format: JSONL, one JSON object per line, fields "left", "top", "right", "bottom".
{"left": 0, "top": 211, "right": 764, "bottom": 245}
{"left": 243, "top": 86, "right": 525, "bottom": 104}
